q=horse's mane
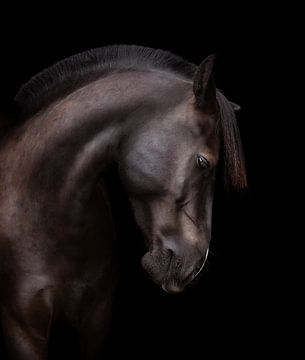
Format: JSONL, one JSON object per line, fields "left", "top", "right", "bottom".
{"left": 12, "top": 44, "right": 246, "bottom": 189}
{"left": 216, "top": 91, "right": 247, "bottom": 189}
{"left": 14, "top": 45, "right": 197, "bottom": 117}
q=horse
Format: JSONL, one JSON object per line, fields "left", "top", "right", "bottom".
{"left": 0, "top": 45, "right": 246, "bottom": 359}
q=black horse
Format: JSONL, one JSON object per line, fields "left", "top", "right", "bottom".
{"left": 0, "top": 45, "right": 246, "bottom": 359}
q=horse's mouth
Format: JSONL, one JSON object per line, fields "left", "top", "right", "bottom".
{"left": 162, "top": 283, "right": 184, "bottom": 294}
{"left": 161, "top": 249, "right": 209, "bottom": 294}
{"left": 161, "top": 264, "right": 195, "bottom": 294}
{"left": 141, "top": 247, "right": 209, "bottom": 294}
{"left": 141, "top": 250, "right": 192, "bottom": 294}
{"left": 161, "top": 276, "right": 191, "bottom": 294}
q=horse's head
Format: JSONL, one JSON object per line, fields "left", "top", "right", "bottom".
{"left": 119, "top": 55, "right": 246, "bottom": 293}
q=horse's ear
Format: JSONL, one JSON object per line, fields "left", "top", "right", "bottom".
{"left": 230, "top": 101, "right": 241, "bottom": 112}
{"left": 193, "top": 54, "right": 217, "bottom": 110}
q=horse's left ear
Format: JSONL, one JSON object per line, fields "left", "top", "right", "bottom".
{"left": 230, "top": 101, "right": 241, "bottom": 112}
{"left": 193, "top": 54, "right": 217, "bottom": 110}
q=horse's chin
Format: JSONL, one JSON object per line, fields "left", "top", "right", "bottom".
{"left": 162, "top": 282, "right": 185, "bottom": 294}
{"left": 161, "top": 269, "right": 194, "bottom": 294}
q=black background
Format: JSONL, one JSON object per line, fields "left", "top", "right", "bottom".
{"left": 0, "top": 6, "right": 289, "bottom": 359}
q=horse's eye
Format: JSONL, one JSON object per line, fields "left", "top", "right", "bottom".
{"left": 196, "top": 155, "right": 209, "bottom": 169}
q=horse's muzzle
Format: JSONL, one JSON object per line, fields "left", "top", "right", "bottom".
{"left": 161, "top": 248, "right": 209, "bottom": 294}
{"left": 141, "top": 244, "right": 209, "bottom": 294}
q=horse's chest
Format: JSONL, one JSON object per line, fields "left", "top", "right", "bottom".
{"left": 60, "top": 272, "right": 116, "bottom": 326}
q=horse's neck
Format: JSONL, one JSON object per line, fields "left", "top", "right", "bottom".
{"left": 8, "top": 71, "right": 189, "bottom": 215}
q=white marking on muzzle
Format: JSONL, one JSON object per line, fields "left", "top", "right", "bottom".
{"left": 193, "top": 248, "right": 209, "bottom": 279}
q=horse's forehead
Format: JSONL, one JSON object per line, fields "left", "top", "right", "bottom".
{"left": 128, "top": 99, "right": 218, "bottom": 155}
{"left": 173, "top": 100, "right": 217, "bottom": 130}
{"left": 131, "top": 124, "right": 196, "bottom": 157}
{"left": 142, "top": 107, "right": 216, "bottom": 146}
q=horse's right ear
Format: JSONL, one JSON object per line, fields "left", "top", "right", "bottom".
{"left": 193, "top": 54, "right": 217, "bottom": 111}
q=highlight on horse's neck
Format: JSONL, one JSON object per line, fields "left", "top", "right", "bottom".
{"left": 19, "top": 71, "right": 191, "bottom": 207}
